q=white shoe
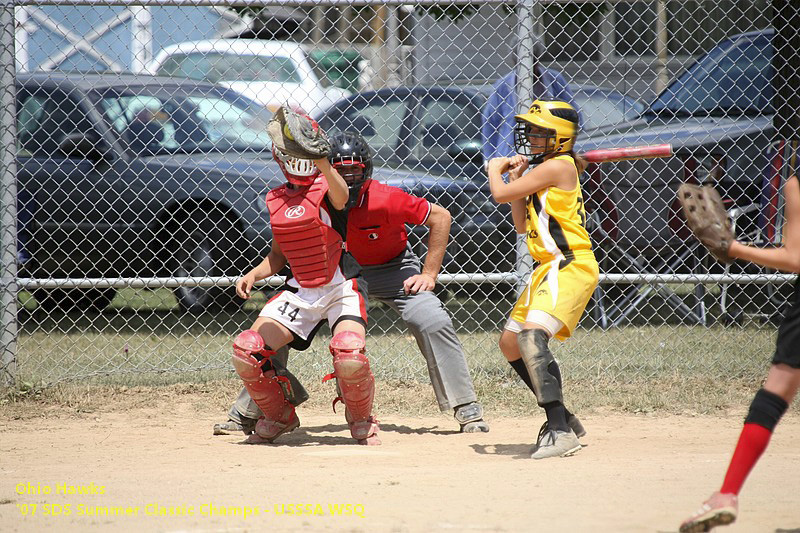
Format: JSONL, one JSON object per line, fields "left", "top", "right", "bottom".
{"left": 530, "top": 428, "right": 581, "bottom": 459}
{"left": 679, "top": 492, "right": 738, "bottom": 533}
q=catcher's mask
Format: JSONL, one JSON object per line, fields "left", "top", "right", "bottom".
{"left": 514, "top": 100, "right": 579, "bottom": 164}
{"left": 328, "top": 131, "right": 373, "bottom": 208}
{"left": 273, "top": 146, "right": 320, "bottom": 186}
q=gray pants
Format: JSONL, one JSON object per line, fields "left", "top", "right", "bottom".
{"left": 228, "top": 247, "right": 478, "bottom": 423}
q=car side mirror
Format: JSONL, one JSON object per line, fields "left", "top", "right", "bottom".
{"left": 448, "top": 139, "right": 483, "bottom": 165}
{"left": 58, "top": 132, "right": 108, "bottom": 161}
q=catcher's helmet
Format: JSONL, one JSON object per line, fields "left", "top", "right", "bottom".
{"left": 514, "top": 100, "right": 579, "bottom": 164}
{"left": 328, "top": 131, "right": 373, "bottom": 208}
{"left": 273, "top": 146, "right": 320, "bottom": 186}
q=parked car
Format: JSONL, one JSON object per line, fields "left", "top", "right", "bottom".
{"left": 146, "top": 39, "right": 351, "bottom": 116}
{"left": 16, "top": 72, "right": 501, "bottom": 312}
{"left": 313, "top": 83, "right": 643, "bottom": 276}
{"left": 575, "top": 28, "right": 781, "bottom": 325}
{"left": 576, "top": 29, "right": 773, "bottom": 254}
{"left": 314, "top": 83, "right": 644, "bottom": 184}
{"left": 572, "top": 83, "right": 646, "bottom": 131}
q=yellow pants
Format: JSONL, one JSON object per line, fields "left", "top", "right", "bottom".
{"left": 509, "top": 250, "right": 599, "bottom": 341}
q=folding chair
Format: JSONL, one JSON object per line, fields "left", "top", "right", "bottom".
{"left": 583, "top": 157, "right": 707, "bottom": 329}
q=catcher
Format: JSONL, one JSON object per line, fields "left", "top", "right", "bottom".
{"left": 678, "top": 177, "right": 800, "bottom": 531}
{"left": 216, "top": 131, "right": 489, "bottom": 435}
{"left": 487, "top": 100, "right": 595, "bottom": 459}
{"left": 230, "top": 107, "right": 379, "bottom": 446}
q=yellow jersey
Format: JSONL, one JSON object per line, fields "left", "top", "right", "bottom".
{"left": 524, "top": 154, "right": 592, "bottom": 262}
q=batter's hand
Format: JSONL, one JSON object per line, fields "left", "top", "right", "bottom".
{"left": 236, "top": 273, "right": 257, "bottom": 299}
{"left": 487, "top": 157, "right": 511, "bottom": 175}
{"left": 403, "top": 273, "right": 436, "bottom": 295}
{"left": 507, "top": 155, "right": 529, "bottom": 181}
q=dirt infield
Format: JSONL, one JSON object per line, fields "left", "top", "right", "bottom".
{"left": 1, "top": 399, "right": 799, "bottom": 533}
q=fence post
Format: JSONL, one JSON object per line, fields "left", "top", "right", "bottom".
{"left": 0, "top": 1, "right": 18, "bottom": 386}
{"left": 514, "top": 0, "right": 538, "bottom": 295}
{"left": 655, "top": 0, "right": 669, "bottom": 93}
{"left": 131, "top": 6, "right": 153, "bottom": 73}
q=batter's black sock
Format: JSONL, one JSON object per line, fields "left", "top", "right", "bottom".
{"left": 509, "top": 358, "right": 534, "bottom": 391}
{"left": 543, "top": 401, "right": 569, "bottom": 432}
{"left": 508, "top": 358, "right": 574, "bottom": 420}
{"left": 548, "top": 361, "right": 563, "bottom": 388}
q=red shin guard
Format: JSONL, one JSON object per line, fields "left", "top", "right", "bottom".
{"left": 232, "top": 330, "right": 297, "bottom": 440}
{"left": 328, "top": 331, "right": 379, "bottom": 443}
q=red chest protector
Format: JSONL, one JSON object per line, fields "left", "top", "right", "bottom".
{"left": 267, "top": 178, "right": 343, "bottom": 288}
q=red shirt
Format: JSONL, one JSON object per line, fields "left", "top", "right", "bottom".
{"left": 346, "top": 180, "right": 431, "bottom": 265}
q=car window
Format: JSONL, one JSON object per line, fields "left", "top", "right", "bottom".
{"left": 412, "top": 97, "right": 480, "bottom": 161}
{"left": 100, "top": 95, "right": 175, "bottom": 154}
{"left": 306, "top": 56, "right": 334, "bottom": 89}
{"left": 17, "top": 90, "right": 93, "bottom": 158}
{"left": 650, "top": 34, "right": 772, "bottom": 115}
{"left": 17, "top": 94, "right": 47, "bottom": 156}
{"left": 97, "top": 90, "right": 272, "bottom": 154}
{"left": 187, "top": 97, "right": 271, "bottom": 147}
{"left": 157, "top": 53, "right": 301, "bottom": 84}
{"left": 334, "top": 100, "right": 407, "bottom": 155}
{"left": 574, "top": 92, "right": 636, "bottom": 130}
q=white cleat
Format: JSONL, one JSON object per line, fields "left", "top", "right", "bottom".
{"left": 530, "top": 428, "right": 581, "bottom": 459}
{"left": 679, "top": 492, "right": 738, "bottom": 533}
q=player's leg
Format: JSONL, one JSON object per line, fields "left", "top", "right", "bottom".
{"left": 328, "top": 320, "right": 380, "bottom": 445}
{"left": 679, "top": 364, "right": 800, "bottom": 533}
{"left": 680, "top": 278, "right": 800, "bottom": 532}
{"left": 516, "top": 323, "right": 580, "bottom": 459}
{"left": 214, "top": 344, "right": 309, "bottom": 436}
{"left": 500, "top": 329, "right": 584, "bottom": 438}
{"left": 520, "top": 257, "right": 597, "bottom": 458}
{"left": 232, "top": 317, "right": 301, "bottom": 443}
{"left": 324, "top": 279, "right": 380, "bottom": 445}
{"left": 386, "top": 289, "right": 488, "bottom": 432}
{"left": 502, "top": 277, "right": 584, "bottom": 441}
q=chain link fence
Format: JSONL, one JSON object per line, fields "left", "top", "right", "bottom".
{"left": 0, "top": 0, "right": 796, "bottom": 387}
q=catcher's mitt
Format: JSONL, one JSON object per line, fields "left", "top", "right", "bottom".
{"left": 267, "top": 106, "right": 330, "bottom": 159}
{"left": 677, "top": 183, "right": 734, "bottom": 263}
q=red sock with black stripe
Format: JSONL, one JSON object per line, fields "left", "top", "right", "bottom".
{"left": 719, "top": 389, "right": 788, "bottom": 495}
{"left": 719, "top": 423, "right": 771, "bottom": 495}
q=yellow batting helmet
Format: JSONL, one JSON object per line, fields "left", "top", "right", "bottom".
{"left": 514, "top": 100, "right": 579, "bottom": 162}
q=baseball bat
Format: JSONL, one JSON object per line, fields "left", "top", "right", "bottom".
{"left": 579, "top": 143, "right": 673, "bottom": 163}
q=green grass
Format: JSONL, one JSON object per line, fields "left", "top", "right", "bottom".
{"left": 6, "top": 287, "right": 787, "bottom": 415}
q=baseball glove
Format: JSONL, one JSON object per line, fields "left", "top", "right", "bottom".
{"left": 267, "top": 106, "right": 330, "bottom": 159}
{"left": 677, "top": 183, "right": 734, "bottom": 263}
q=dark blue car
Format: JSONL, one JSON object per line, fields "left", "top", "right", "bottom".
{"left": 576, "top": 28, "right": 783, "bottom": 324}
{"left": 16, "top": 72, "right": 496, "bottom": 311}
{"left": 577, "top": 29, "right": 774, "bottom": 252}
{"left": 314, "top": 83, "right": 643, "bottom": 185}
{"left": 314, "top": 83, "right": 642, "bottom": 279}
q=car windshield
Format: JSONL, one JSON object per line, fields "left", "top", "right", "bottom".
{"left": 648, "top": 32, "right": 773, "bottom": 117}
{"left": 573, "top": 88, "right": 644, "bottom": 130}
{"left": 96, "top": 87, "right": 273, "bottom": 155}
{"left": 156, "top": 52, "right": 302, "bottom": 84}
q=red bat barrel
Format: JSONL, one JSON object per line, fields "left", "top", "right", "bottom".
{"left": 581, "top": 143, "right": 673, "bottom": 163}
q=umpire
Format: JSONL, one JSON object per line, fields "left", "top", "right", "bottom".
{"left": 214, "top": 131, "right": 489, "bottom": 435}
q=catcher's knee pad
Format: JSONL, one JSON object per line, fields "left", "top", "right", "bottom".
{"left": 231, "top": 330, "right": 295, "bottom": 427}
{"left": 329, "top": 331, "right": 377, "bottom": 434}
{"left": 518, "top": 329, "right": 562, "bottom": 406}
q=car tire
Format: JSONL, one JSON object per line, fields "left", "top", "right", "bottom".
{"left": 163, "top": 209, "right": 242, "bottom": 314}
{"left": 34, "top": 288, "right": 117, "bottom": 313}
